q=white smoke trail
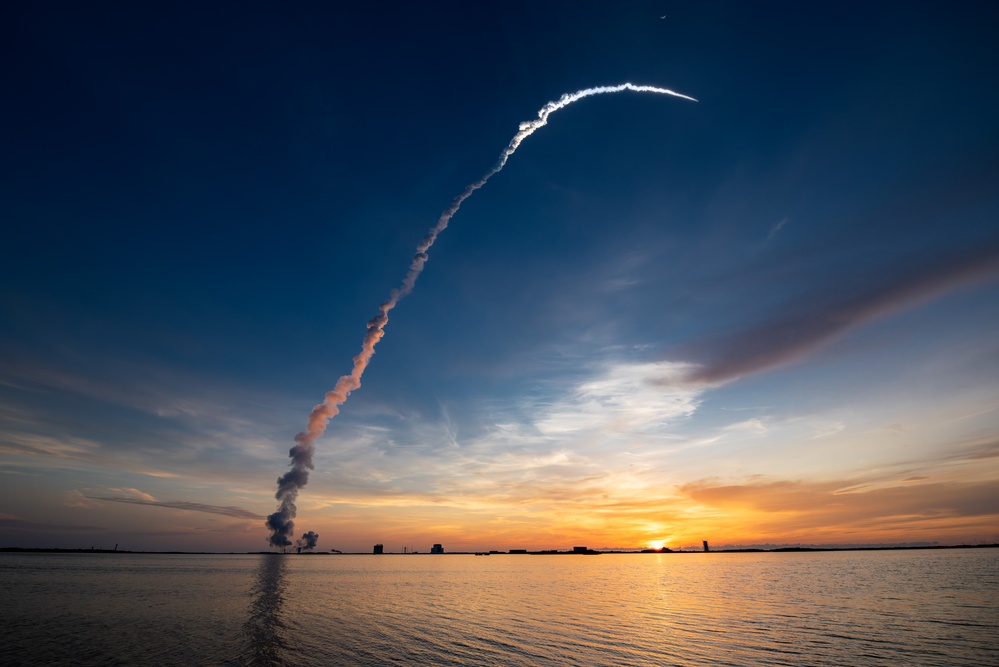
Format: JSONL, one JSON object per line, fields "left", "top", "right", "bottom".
{"left": 266, "top": 82, "right": 696, "bottom": 547}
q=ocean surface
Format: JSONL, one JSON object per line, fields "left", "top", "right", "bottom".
{"left": 1, "top": 548, "right": 996, "bottom": 666}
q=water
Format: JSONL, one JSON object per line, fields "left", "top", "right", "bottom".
{"left": 1, "top": 549, "right": 996, "bottom": 666}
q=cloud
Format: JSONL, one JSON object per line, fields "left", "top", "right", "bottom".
{"left": 601, "top": 276, "right": 641, "bottom": 292}
{"left": 0, "top": 350, "right": 293, "bottom": 444}
{"left": 0, "top": 431, "right": 105, "bottom": 462}
{"left": 85, "top": 495, "right": 265, "bottom": 520}
{"left": 679, "top": 476, "right": 999, "bottom": 531}
{"left": 809, "top": 421, "right": 845, "bottom": 439}
{"left": 63, "top": 490, "right": 96, "bottom": 509}
{"left": 767, "top": 217, "right": 788, "bottom": 239}
{"left": 957, "top": 438, "right": 999, "bottom": 461}
{"left": 299, "top": 360, "right": 709, "bottom": 509}
{"left": 0, "top": 424, "right": 275, "bottom": 485}
{"left": 682, "top": 244, "right": 999, "bottom": 384}
{"left": 0, "top": 354, "right": 300, "bottom": 487}
{"left": 534, "top": 361, "right": 703, "bottom": 437}
{"left": 896, "top": 435, "right": 999, "bottom": 470}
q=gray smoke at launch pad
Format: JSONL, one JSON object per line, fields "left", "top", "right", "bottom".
{"left": 296, "top": 531, "right": 319, "bottom": 552}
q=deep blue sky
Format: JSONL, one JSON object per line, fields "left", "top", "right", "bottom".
{"left": 2, "top": 1, "right": 997, "bottom": 551}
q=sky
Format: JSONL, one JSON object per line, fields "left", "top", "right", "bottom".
{"left": 1, "top": 1, "right": 998, "bottom": 553}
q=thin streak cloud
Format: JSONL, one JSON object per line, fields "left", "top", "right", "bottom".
{"left": 767, "top": 218, "right": 789, "bottom": 239}
{"left": 684, "top": 245, "right": 999, "bottom": 384}
{"left": 86, "top": 496, "right": 264, "bottom": 520}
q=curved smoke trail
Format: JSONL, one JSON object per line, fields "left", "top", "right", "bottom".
{"left": 266, "top": 82, "right": 696, "bottom": 547}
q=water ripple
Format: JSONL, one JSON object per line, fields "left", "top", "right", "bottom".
{"left": 1, "top": 549, "right": 996, "bottom": 666}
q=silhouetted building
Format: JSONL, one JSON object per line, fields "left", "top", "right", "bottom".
{"left": 703, "top": 540, "right": 710, "bottom": 552}
{"left": 509, "top": 549, "right": 528, "bottom": 554}
{"left": 373, "top": 544, "right": 384, "bottom": 554}
{"left": 573, "top": 546, "right": 588, "bottom": 553}
{"left": 430, "top": 544, "right": 444, "bottom": 554}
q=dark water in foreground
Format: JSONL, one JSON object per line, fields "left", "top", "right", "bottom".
{"left": 0, "top": 548, "right": 996, "bottom": 666}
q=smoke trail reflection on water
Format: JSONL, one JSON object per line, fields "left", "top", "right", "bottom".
{"left": 244, "top": 555, "right": 290, "bottom": 665}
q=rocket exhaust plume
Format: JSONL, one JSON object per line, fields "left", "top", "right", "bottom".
{"left": 266, "top": 83, "right": 696, "bottom": 548}
{"left": 296, "top": 531, "right": 319, "bottom": 551}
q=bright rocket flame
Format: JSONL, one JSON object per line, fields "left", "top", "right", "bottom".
{"left": 266, "top": 83, "right": 697, "bottom": 547}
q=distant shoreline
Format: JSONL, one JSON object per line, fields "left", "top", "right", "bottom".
{"left": 2, "top": 544, "right": 996, "bottom": 556}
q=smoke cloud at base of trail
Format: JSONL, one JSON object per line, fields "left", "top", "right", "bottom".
{"left": 266, "top": 83, "right": 696, "bottom": 548}
{"left": 297, "top": 531, "right": 319, "bottom": 551}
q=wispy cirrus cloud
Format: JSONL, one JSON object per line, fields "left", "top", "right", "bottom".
{"left": 297, "top": 360, "right": 708, "bottom": 504}
{"left": 0, "top": 348, "right": 297, "bottom": 442}
{"left": 0, "top": 431, "right": 105, "bottom": 462}
{"left": 533, "top": 361, "right": 703, "bottom": 437}
{"left": 767, "top": 217, "right": 789, "bottom": 239}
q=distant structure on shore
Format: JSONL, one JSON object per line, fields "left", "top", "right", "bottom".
{"left": 430, "top": 543, "right": 444, "bottom": 554}
{"left": 373, "top": 544, "right": 383, "bottom": 554}
{"left": 532, "top": 546, "right": 600, "bottom": 555}
{"left": 703, "top": 540, "right": 710, "bottom": 552}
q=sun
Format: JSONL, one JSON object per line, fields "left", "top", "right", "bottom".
{"left": 647, "top": 539, "right": 667, "bottom": 551}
